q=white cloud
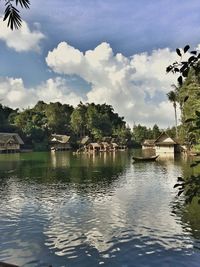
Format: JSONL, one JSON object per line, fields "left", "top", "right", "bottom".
{"left": 0, "top": 42, "right": 181, "bottom": 127}
{"left": 0, "top": 77, "right": 82, "bottom": 109}
{"left": 0, "top": 18, "right": 45, "bottom": 52}
{"left": 46, "top": 42, "right": 179, "bottom": 127}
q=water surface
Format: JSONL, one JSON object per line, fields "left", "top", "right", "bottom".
{"left": 0, "top": 151, "right": 200, "bottom": 267}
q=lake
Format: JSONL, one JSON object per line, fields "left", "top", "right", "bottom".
{"left": 0, "top": 150, "right": 200, "bottom": 267}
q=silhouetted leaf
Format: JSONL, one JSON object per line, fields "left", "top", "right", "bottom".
{"left": 191, "top": 51, "right": 197, "bottom": 55}
{"left": 188, "top": 56, "right": 196, "bottom": 63}
{"left": 177, "top": 177, "right": 184, "bottom": 182}
{"left": 174, "top": 183, "right": 182, "bottom": 188}
{"left": 178, "top": 76, "right": 183, "bottom": 86}
{"left": 184, "top": 118, "right": 194, "bottom": 123}
{"left": 190, "top": 163, "right": 198, "bottom": 168}
{"left": 182, "top": 69, "right": 189, "bottom": 77}
{"left": 16, "top": 0, "right": 30, "bottom": 8}
{"left": 184, "top": 45, "right": 190, "bottom": 53}
{"left": 3, "top": 4, "right": 22, "bottom": 30}
{"left": 178, "top": 190, "right": 184, "bottom": 196}
{"left": 166, "top": 65, "right": 173, "bottom": 73}
{"left": 184, "top": 96, "right": 189, "bottom": 102}
{"left": 176, "top": 48, "right": 182, "bottom": 57}
{"left": 195, "top": 111, "right": 200, "bottom": 117}
{"left": 180, "top": 64, "right": 188, "bottom": 72}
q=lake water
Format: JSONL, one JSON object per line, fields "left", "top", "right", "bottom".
{"left": 0, "top": 150, "right": 200, "bottom": 267}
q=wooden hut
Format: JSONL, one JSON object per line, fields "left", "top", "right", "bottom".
{"left": 80, "top": 136, "right": 90, "bottom": 146}
{"left": 0, "top": 133, "right": 24, "bottom": 153}
{"left": 87, "top": 143, "right": 101, "bottom": 153}
{"left": 110, "top": 142, "right": 119, "bottom": 151}
{"left": 100, "top": 142, "right": 110, "bottom": 152}
{"left": 50, "top": 134, "right": 71, "bottom": 151}
{"left": 142, "top": 139, "right": 156, "bottom": 150}
{"left": 154, "top": 132, "right": 179, "bottom": 155}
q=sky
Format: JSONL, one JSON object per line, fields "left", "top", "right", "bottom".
{"left": 1, "top": 0, "right": 200, "bottom": 128}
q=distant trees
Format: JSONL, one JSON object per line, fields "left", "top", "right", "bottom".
{"left": 132, "top": 123, "right": 161, "bottom": 144}
{"left": 0, "top": 103, "right": 18, "bottom": 131}
{"left": 0, "top": 101, "right": 130, "bottom": 149}
{"left": 1, "top": 101, "right": 176, "bottom": 150}
{"left": 2, "top": 0, "right": 30, "bottom": 30}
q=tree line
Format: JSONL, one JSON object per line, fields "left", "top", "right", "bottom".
{"left": 0, "top": 101, "right": 175, "bottom": 150}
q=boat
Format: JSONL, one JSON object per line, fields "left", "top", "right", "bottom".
{"left": 132, "top": 155, "right": 159, "bottom": 162}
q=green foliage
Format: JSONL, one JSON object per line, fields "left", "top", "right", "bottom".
{"left": 0, "top": 104, "right": 18, "bottom": 131}
{"left": 113, "top": 125, "right": 132, "bottom": 145}
{"left": 152, "top": 124, "right": 161, "bottom": 139}
{"left": 168, "top": 45, "right": 200, "bottom": 204}
{"left": 0, "top": 101, "right": 130, "bottom": 149}
{"left": 45, "top": 102, "right": 73, "bottom": 134}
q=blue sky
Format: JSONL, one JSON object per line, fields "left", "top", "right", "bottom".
{"left": 0, "top": 0, "right": 200, "bottom": 127}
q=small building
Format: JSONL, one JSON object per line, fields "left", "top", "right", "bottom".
{"left": 154, "top": 132, "right": 179, "bottom": 155}
{"left": 80, "top": 136, "right": 90, "bottom": 146}
{"left": 142, "top": 139, "right": 156, "bottom": 150}
{"left": 0, "top": 133, "right": 24, "bottom": 153}
{"left": 110, "top": 142, "right": 119, "bottom": 151}
{"left": 86, "top": 143, "right": 101, "bottom": 153}
{"left": 50, "top": 134, "right": 71, "bottom": 151}
{"left": 100, "top": 142, "right": 110, "bottom": 152}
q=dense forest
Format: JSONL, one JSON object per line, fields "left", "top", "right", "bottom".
{"left": 167, "top": 67, "right": 200, "bottom": 146}
{"left": 0, "top": 101, "right": 175, "bottom": 151}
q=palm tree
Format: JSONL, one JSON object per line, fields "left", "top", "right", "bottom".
{"left": 2, "top": 0, "right": 30, "bottom": 30}
{"left": 167, "top": 90, "right": 178, "bottom": 138}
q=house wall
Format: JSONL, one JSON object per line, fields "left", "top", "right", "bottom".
{"left": 51, "top": 143, "right": 71, "bottom": 150}
{"left": 0, "top": 143, "right": 20, "bottom": 151}
{"left": 155, "top": 145, "right": 174, "bottom": 154}
{"left": 142, "top": 145, "right": 155, "bottom": 150}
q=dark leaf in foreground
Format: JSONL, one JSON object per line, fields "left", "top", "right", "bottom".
{"left": 178, "top": 76, "right": 183, "bottom": 86}
{"left": 183, "top": 45, "right": 190, "bottom": 53}
{"left": 16, "top": 0, "right": 30, "bottom": 8}
{"left": 177, "top": 190, "right": 184, "bottom": 196}
{"left": 176, "top": 48, "right": 182, "bottom": 57}
{"left": 184, "top": 118, "right": 195, "bottom": 123}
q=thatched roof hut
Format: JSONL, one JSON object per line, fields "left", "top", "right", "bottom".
{"left": 0, "top": 133, "right": 24, "bottom": 153}
{"left": 50, "top": 134, "right": 71, "bottom": 151}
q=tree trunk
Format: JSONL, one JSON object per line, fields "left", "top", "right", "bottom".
{"left": 174, "top": 104, "right": 178, "bottom": 138}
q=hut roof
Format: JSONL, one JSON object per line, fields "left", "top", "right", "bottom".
{"left": 111, "top": 142, "right": 119, "bottom": 147}
{"left": 154, "top": 132, "right": 178, "bottom": 145}
{"left": 0, "top": 133, "right": 24, "bottom": 145}
{"left": 80, "top": 136, "right": 90, "bottom": 145}
{"left": 88, "top": 142, "right": 101, "bottom": 148}
{"left": 100, "top": 142, "right": 110, "bottom": 146}
{"left": 142, "top": 139, "right": 156, "bottom": 146}
{"left": 51, "top": 134, "right": 70, "bottom": 143}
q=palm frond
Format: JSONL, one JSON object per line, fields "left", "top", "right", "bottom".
{"left": 3, "top": 0, "right": 30, "bottom": 30}
{"left": 3, "top": 4, "right": 22, "bottom": 30}
{"left": 15, "top": 0, "right": 30, "bottom": 9}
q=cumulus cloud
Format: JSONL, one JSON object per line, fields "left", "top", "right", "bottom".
{"left": 0, "top": 41, "right": 180, "bottom": 127}
{"left": 0, "top": 77, "right": 82, "bottom": 109}
{"left": 0, "top": 19, "right": 45, "bottom": 52}
{"left": 46, "top": 42, "right": 178, "bottom": 127}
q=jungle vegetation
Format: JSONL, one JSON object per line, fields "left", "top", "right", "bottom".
{"left": 167, "top": 45, "right": 200, "bottom": 204}
{"left": 0, "top": 101, "right": 174, "bottom": 150}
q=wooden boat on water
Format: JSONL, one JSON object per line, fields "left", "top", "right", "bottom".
{"left": 132, "top": 155, "right": 159, "bottom": 162}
